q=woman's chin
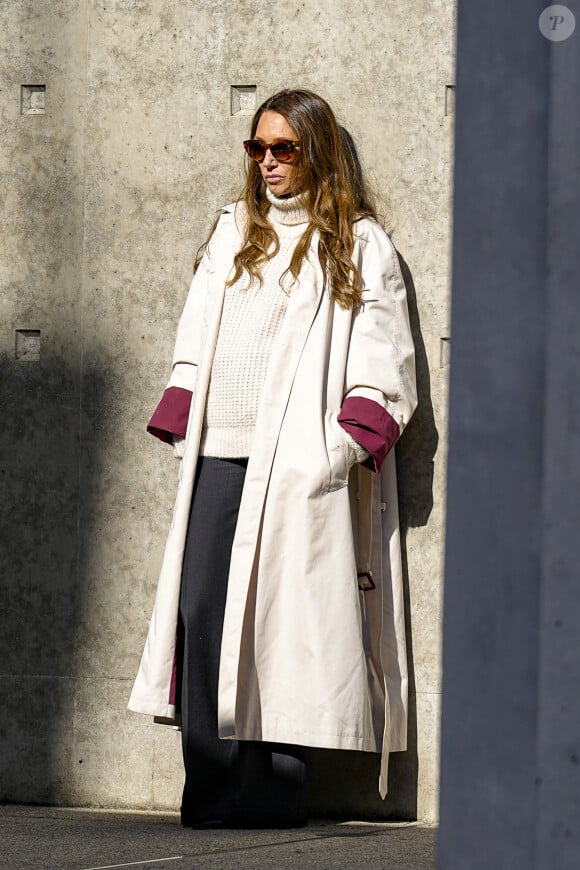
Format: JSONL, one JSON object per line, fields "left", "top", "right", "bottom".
{"left": 266, "top": 182, "right": 294, "bottom": 198}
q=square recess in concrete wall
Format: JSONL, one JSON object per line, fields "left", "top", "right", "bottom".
{"left": 445, "top": 85, "right": 455, "bottom": 116}
{"left": 21, "top": 85, "right": 46, "bottom": 115}
{"left": 230, "top": 85, "right": 257, "bottom": 116}
{"left": 15, "top": 329, "right": 41, "bottom": 361}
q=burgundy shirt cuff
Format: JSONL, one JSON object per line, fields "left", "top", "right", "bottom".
{"left": 147, "top": 386, "right": 192, "bottom": 444}
{"left": 338, "top": 396, "right": 400, "bottom": 474}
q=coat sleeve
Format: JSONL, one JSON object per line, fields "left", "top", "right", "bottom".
{"left": 147, "top": 251, "right": 213, "bottom": 443}
{"left": 337, "top": 220, "right": 417, "bottom": 473}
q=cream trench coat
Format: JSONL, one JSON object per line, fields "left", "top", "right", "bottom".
{"left": 128, "top": 202, "right": 417, "bottom": 797}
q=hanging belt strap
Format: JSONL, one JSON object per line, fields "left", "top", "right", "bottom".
{"left": 356, "top": 466, "right": 376, "bottom": 591}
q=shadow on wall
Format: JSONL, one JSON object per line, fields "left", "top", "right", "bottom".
{"left": 306, "top": 250, "right": 438, "bottom": 820}
{"left": 0, "top": 349, "right": 105, "bottom": 804}
{"left": 0, "top": 0, "right": 128, "bottom": 804}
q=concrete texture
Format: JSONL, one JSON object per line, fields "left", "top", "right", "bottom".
{"left": 439, "top": 2, "right": 580, "bottom": 868}
{"left": 0, "top": 1, "right": 455, "bottom": 820}
{"left": 0, "top": 806, "right": 436, "bottom": 870}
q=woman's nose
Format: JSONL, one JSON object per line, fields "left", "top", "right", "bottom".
{"left": 262, "top": 148, "right": 278, "bottom": 168}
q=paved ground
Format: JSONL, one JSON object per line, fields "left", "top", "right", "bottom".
{"left": 0, "top": 805, "right": 436, "bottom": 870}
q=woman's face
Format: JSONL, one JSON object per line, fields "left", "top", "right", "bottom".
{"left": 254, "top": 111, "right": 300, "bottom": 197}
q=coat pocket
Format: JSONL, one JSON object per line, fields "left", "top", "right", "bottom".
{"left": 324, "top": 409, "right": 354, "bottom": 492}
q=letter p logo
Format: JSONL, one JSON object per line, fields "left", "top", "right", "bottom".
{"left": 539, "top": 5, "right": 576, "bottom": 41}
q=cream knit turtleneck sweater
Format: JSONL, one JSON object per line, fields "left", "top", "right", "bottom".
{"left": 198, "top": 188, "right": 309, "bottom": 458}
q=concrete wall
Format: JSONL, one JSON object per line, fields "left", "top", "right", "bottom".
{"left": 0, "top": 0, "right": 454, "bottom": 821}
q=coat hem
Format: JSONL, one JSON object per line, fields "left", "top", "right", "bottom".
{"left": 219, "top": 722, "right": 380, "bottom": 753}
{"left": 127, "top": 696, "right": 176, "bottom": 720}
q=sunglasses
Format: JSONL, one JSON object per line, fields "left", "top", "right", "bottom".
{"left": 243, "top": 138, "right": 300, "bottom": 164}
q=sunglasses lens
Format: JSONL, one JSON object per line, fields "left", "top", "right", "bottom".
{"left": 270, "top": 142, "right": 294, "bottom": 162}
{"left": 243, "top": 140, "right": 266, "bottom": 161}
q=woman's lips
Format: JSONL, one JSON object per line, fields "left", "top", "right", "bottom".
{"left": 266, "top": 175, "right": 283, "bottom": 183}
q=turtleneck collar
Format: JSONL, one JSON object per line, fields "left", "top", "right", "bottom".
{"left": 265, "top": 187, "right": 310, "bottom": 227}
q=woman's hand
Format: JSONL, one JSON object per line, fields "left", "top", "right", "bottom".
{"left": 172, "top": 435, "right": 186, "bottom": 459}
{"left": 344, "top": 431, "right": 370, "bottom": 467}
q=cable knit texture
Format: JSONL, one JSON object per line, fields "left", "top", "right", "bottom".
{"left": 199, "top": 189, "right": 309, "bottom": 458}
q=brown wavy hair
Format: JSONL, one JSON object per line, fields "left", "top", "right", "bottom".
{"left": 202, "top": 89, "right": 379, "bottom": 309}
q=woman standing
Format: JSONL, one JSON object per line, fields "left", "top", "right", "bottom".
{"left": 129, "top": 89, "right": 417, "bottom": 828}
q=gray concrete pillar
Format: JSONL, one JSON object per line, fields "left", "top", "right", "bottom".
{"left": 439, "top": 2, "right": 580, "bottom": 868}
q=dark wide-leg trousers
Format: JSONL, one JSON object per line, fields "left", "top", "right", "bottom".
{"left": 179, "top": 455, "right": 307, "bottom": 828}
